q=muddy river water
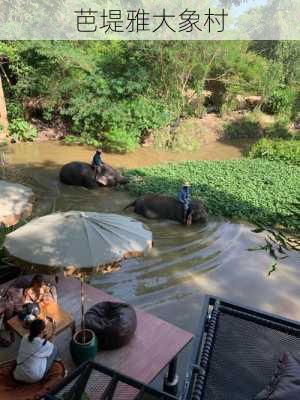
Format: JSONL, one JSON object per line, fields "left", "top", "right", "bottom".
{"left": 2, "top": 141, "right": 300, "bottom": 335}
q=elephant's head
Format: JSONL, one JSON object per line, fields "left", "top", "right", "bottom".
{"left": 96, "top": 175, "right": 108, "bottom": 186}
{"left": 190, "top": 202, "right": 208, "bottom": 225}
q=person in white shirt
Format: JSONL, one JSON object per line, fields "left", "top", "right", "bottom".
{"left": 14, "top": 318, "right": 59, "bottom": 383}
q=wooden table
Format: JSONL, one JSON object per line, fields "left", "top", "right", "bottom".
{"left": 58, "top": 278, "right": 194, "bottom": 395}
{"left": 7, "top": 302, "right": 75, "bottom": 338}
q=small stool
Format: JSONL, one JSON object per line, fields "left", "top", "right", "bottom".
{"left": 0, "top": 360, "right": 65, "bottom": 400}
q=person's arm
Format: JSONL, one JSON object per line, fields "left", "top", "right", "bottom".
{"left": 44, "top": 316, "right": 56, "bottom": 341}
{"left": 178, "top": 190, "right": 185, "bottom": 203}
{"left": 36, "top": 339, "right": 54, "bottom": 357}
{"left": 24, "top": 288, "right": 35, "bottom": 304}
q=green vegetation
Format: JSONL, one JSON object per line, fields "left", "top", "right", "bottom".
{"left": 8, "top": 118, "right": 37, "bottom": 142}
{"left": 126, "top": 160, "right": 300, "bottom": 230}
{"left": 248, "top": 138, "right": 300, "bottom": 165}
{"left": 263, "top": 86, "right": 296, "bottom": 116}
{"left": 223, "top": 114, "right": 262, "bottom": 139}
{"left": 264, "top": 119, "right": 294, "bottom": 139}
{"left": 0, "top": 41, "right": 298, "bottom": 150}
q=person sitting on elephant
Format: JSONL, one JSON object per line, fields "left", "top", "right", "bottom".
{"left": 91, "top": 149, "right": 103, "bottom": 178}
{"left": 178, "top": 182, "right": 192, "bottom": 223}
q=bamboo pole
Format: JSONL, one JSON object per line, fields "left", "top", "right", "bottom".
{"left": 80, "top": 276, "right": 86, "bottom": 343}
{"left": 0, "top": 75, "right": 9, "bottom": 141}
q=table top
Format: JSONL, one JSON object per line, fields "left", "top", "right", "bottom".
{"left": 7, "top": 302, "right": 74, "bottom": 337}
{"left": 60, "top": 278, "right": 194, "bottom": 384}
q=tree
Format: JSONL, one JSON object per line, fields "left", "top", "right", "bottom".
{"left": 0, "top": 73, "right": 8, "bottom": 141}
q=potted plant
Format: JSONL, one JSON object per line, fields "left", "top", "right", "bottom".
{"left": 70, "top": 275, "right": 97, "bottom": 365}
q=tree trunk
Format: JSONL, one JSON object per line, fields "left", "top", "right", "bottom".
{"left": 0, "top": 74, "right": 9, "bottom": 141}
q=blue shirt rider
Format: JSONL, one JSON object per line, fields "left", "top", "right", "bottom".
{"left": 92, "top": 149, "right": 103, "bottom": 178}
{"left": 178, "top": 182, "right": 191, "bottom": 221}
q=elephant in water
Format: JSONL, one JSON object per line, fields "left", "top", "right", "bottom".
{"left": 59, "top": 161, "right": 128, "bottom": 189}
{"left": 125, "top": 194, "right": 208, "bottom": 225}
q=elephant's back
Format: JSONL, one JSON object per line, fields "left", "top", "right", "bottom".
{"left": 136, "top": 195, "right": 181, "bottom": 219}
{"left": 139, "top": 194, "right": 179, "bottom": 208}
{"left": 59, "top": 161, "right": 92, "bottom": 186}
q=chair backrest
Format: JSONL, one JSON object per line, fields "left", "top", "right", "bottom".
{"left": 185, "top": 297, "right": 300, "bottom": 400}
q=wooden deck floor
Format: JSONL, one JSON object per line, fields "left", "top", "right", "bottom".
{"left": 0, "top": 275, "right": 193, "bottom": 386}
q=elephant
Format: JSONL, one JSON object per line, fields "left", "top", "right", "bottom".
{"left": 59, "top": 161, "right": 128, "bottom": 189}
{"left": 125, "top": 194, "right": 208, "bottom": 225}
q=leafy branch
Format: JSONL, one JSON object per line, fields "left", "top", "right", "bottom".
{"left": 248, "top": 198, "right": 300, "bottom": 275}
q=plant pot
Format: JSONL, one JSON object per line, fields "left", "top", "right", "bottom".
{"left": 70, "top": 329, "right": 98, "bottom": 366}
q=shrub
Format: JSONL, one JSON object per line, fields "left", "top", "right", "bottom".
{"left": 8, "top": 119, "right": 38, "bottom": 142}
{"left": 63, "top": 134, "right": 101, "bottom": 148}
{"left": 7, "top": 101, "right": 24, "bottom": 120}
{"left": 263, "top": 87, "right": 295, "bottom": 116}
{"left": 264, "top": 119, "right": 293, "bottom": 139}
{"left": 248, "top": 138, "right": 300, "bottom": 165}
{"left": 223, "top": 114, "right": 262, "bottom": 139}
{"left": 103, "top": 129, "right": 139, "bottom": 153}
{"left": 153, "top": 126, "right": 200, "bottom": 152}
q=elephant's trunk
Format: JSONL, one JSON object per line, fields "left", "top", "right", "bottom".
{"left": 117, "top": 176, "right": 129, "bottom": 185}
{"left": 124, "top": 200, "right": 136, "bottom": 210}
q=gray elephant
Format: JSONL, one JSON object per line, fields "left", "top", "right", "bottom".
{"left": 59, "top": 161, "right": 128, "bottom": 189}
{"left": 125, "top": 194, "right": 208, "bottom": 225}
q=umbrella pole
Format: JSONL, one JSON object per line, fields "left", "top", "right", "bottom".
{"left": 80, "top": 276, "right": 86, "bottom": 342}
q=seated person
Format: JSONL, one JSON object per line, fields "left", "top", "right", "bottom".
{"left": 14, "top": 318, "right": 59, "bottom": 383}
{"left": 91, "top": 149, "right": 103, "bottom": 178}
{"left": 24, "top": 275, "right": 57, "bottom": 305}
{"left": 0, "top": 281, "right": 28, "bottom": 347}
{"left": 178, "top": 182, "right": 192, "bottom": 223}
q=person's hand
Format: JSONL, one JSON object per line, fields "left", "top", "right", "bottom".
{"left": 45, "top": 316, "right": 56, "bottom": 339}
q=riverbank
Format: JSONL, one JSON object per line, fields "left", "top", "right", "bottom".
{"left": 3, "top": 139, "right": 252, "bottom": 170}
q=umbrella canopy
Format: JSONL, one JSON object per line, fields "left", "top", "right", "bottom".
{"left": 0, "top": 180, "right": 34, "bottom": 228}
{"left": 4, "top": 211, "right": 152, "bottom": 272}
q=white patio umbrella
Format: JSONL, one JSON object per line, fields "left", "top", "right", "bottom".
{"left": 4, "top": 211, "right": 152, "bottom": 333}
{"left": 4, "top": 211, "right": 152, "bottom": 272}
{"left": 0, "top": 180, "right": 34, "bottom": 228}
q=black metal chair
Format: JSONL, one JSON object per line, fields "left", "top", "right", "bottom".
{"left": 184, "top": 296, "right": 300, "bottom": 400}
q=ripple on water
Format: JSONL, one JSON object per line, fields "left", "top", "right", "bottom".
{"left": 3, "top": 160, "right": 245, "bottom": 308}
{"left": 91, "top": 218, "right": 244, "bottom": 306}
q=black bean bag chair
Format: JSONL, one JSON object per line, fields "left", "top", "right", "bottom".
{"left": 84, "top": 301, "right": 137, "bottom": 350}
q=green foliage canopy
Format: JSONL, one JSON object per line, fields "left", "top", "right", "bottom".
{"left": 0, "top": 40, "right": 299, "bottom": 150}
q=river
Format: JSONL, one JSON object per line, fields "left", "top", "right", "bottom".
{"left": 2, "top": 140, "right": 300, "bottom": 386}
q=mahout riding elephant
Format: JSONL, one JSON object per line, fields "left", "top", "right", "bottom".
{"left": 59, "top": 161, "right": 128, "bottom": 189}
{"left": 125, "top": 194, "right": 208, "bottom": 225}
